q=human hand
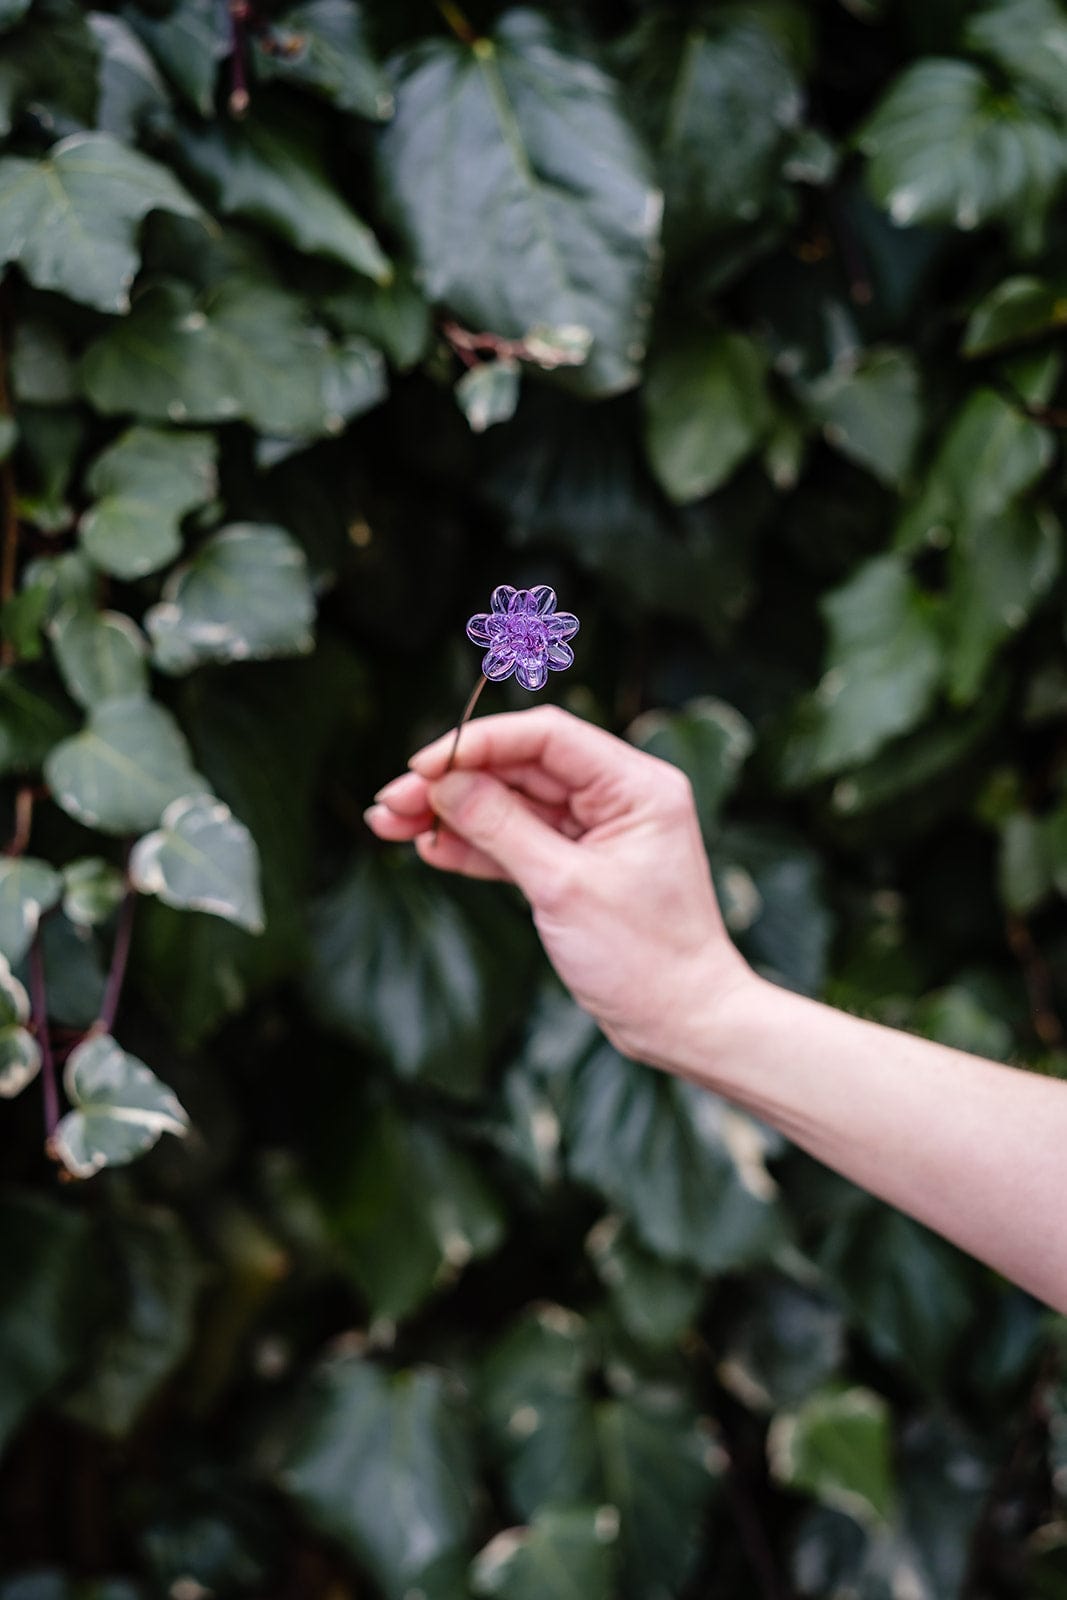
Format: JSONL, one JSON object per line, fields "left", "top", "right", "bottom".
{"left": 364, "top": 707, "right": 754, "bottom": 1075}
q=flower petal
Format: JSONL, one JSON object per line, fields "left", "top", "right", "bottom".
{"left": 515, "top": 655, "right": 548, "bottom": 691}
{"left": 483, "top": 646, "right": 517, "bottom": 681}
{"left": 486, "top": 613, "right": 511, "bottom": 641}
{"left": 466, "top": 613, "right": 493, "bottom": 645}
{"left": 527, "top": 585, "right": 557, "bottom": 617}
{"left": 491, "top": 585, "right": 518, "bottom": 614}
{"left": 546, "top": 612, "right": 579, "bottom": 642}
{"left": 546, "top": 641, "right": 574, "bottom": 671}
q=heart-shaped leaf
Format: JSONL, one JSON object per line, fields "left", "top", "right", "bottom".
{"left": 49, "top": 607, "right": 148, "bottom": 709}
{"left": 52, "top": 1033, "right": 189, "bottom": 1178}
{"left": 0, "top": 856, "right": 62, "bottom": 965}
{"left": 45, "top": 695, "right": 209, "bottom": 835}
{"left": 80, "top": 426, "right": 218, "bottom": 580}
{"left": 130, "top": 794, "right": 264, "bottom": 933}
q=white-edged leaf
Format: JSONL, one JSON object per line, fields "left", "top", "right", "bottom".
{"left": 0, "top": 954, "right": 30, "bottom": 1026}
{"left": 145, "top": 524, "right": 315, "bottom": 675}
{"left": 130, "top": 794, "right": 264, "bottom": 933}
{"left": 53, "top": 1033, "right": 189, "bottom": 1178}
{"left": 768, "top": 1386, "right": 894, "bottom": 1528}
{"left": 45, "top": 695, "right": 209, "bottom": 835}
{"left": 48, "top": 605, "right": 148, "bottom": 709}
{"left": 80, "top": 426, "right": 218, "bottom": 580}
{"left": 471, "top": 1504, "right": 619, "bottom": 1600}
{"left": 0, "top": 856, "right": 62, "bottom": 965}
{"left": 456, "top": 359, "right": 521, "bottom": 434}
{"left": 0, "top": 132, "right": 201, "bottom": 313}
{"left": 0, "top": 1024, "right": 41, "bottom": 1097}
{"left": 62, "top": 857, "right": 127, "bottom": 927}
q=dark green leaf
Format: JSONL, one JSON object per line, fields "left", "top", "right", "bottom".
{"left": 11, "top": 321, "right": 77, "bottom": 406}
{"left": 127, "top": 0, "right": 227, "bottom": 117}
{"left": 145, "top": 524, "right": 315, "bottom": 674}
{"left": 81, "top": 279, "right": 386, "bottom": 440}
{"left": 585, "top": 1216, "right": 704, "bottom": 1347}
{"left": 962, "top": 275, "right": 1067, "bottom": 356}
{"left": 62, "top": 858, "right": 126, "bottom": 928}
{"left": 48, "top": 606, "right": 149, "bottom": 708}
{"left": 719, "top": 1276, "right": 846, "bottom": 1411}
{"left": 563, "top": 1040, "right": 785, "bottom": 1273}
{"left": 317, "top": 1098, "right": 505, "bottom": 1321}
{"left": 0, "top": 134, "right": 200, "bottom": 314}
{"left": 945, "top": 505, "right": 1061, "bottom": 703}
{"left": 628, "top": 696, "right": 754, "bottom": 832}
{"left": 471, "top": 1505, "right": 618, "bottom": 1600}
{"left": 376, "top": 10, "right": 660, "bottom": 396}
{"left": 0, "top": 0, "right": 98, "bottom": 136}
{"left": 61, "top": 1208, "right": 203, "bottom": 1437}
{"left": 89, "top": 13, "right": 172, "bottom": 141}
{"left": 801, "top": 348, "right": 923, "bottom": 488}
{"left": 307, "top": 853, "right": 535, "bottom": 1099}
{"left": 278, "top": 1357, "right": 479, "bottom": 1599}
{"left": 80, "top": 426, "right": 218, "bottom": 580}
{"left": 643, "top": 327, "right": 772, "bottom": 502}
{"left": 0, "top": 666, "right": 78, "bottom": 775}
{"left": 965, "top": 0, "right": 1067, "bottom": 118}
{"left": 180, "top": 116, "right": 391, "bottom": 283}
{"left": 45, "top": 696, "right": 208, "bottom": 835}
{"left": 254, "top": 0, "right": 393, "bottom": 119}
{"left": 769, "top": 1387, "right": 894, "bottom": 1526}
{"left": 858, "top": 59, "right": 1066, "bottom": 241}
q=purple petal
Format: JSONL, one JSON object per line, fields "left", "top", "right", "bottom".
{"left": 546, "top": 612, "right": 579, "bottom": 642}
{"left": 486, "top": 613, "right": 511, "bottom": 641}
{"left": 515, "top": 655, "right": 548, "bottom": 691}
{"left": 491, "top": 585, "right": 518, "bottom": 613}
{"left": 546, "top": 641, "right": 574, "bottom": 671}
{"left": 527, "top": 585, "right": 557, "bottom": 617}
{"left": 482, "top": 646, "right": 517, "bottom": 681}
{"left": 466, "top": 614, "right": 493, "bottom": 645}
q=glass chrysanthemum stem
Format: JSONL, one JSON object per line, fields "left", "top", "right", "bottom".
{"left": 430, "top": 673, "right": 488, "bottom": 843}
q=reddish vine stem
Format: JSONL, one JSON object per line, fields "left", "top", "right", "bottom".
{"left": 3, "top": 784, "right": 34, "bottom": 857}
{"left": 95, "top": 888, "right": 136, "bottom": 1036}
{"left": 228, "top": 0, "right": 252, "bottom": 116}
{"left": 28, "top": 933, "right": 59, "bottom": 1140}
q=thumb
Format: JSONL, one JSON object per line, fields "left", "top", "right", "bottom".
{"left": 429, "top": 769, "right": 572, "bottom": 899}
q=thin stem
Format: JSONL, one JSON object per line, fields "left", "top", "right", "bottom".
{"left": 435, "top": 0, "right": 479, "bottom": 44}
{"left": 3, "top": 783, "right": 34, "bottom": 856}
{"left": 430, "top": 673, "right": 488, "bottom": 843}
{"left": 29, "top": 933, "right": 59, "bottom": 1139}
{"left": 228, "top": 0, "right": 251, "bottom": 115}
{"left": 95, "top": 889, "right": 136, "bottom": 1036}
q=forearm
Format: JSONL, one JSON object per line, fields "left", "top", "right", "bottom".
{"left": 685, "top": 975, "right": 1067, "bottom": 1313}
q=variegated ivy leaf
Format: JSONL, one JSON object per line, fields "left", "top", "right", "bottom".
{"left": 48, "top": 605, "right": 148, "bottom": 709}
{"left": 52, "top": 1034, "right": 189, "bottom": 1179}
{"left": 0, "top": 1025, "right": 41, "bottom": 1098}
{"left": 62, "top": 857, "right": 126, "bottom": 928}
{"left": 0, "top": 956, "right": 31, "bottom": 1026}
{"left": 45, "top": 695, "right": 209, "bottom": 836}
{"left": 130, "top": 794, "right": 265, "bottom": 933}
{"left": 0, "top": 856, "right": 63, "bottom": 966}
{"left": 144, "top": 524, "right": 316, "bottom": 675}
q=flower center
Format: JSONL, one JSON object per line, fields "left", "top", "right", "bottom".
{"left": 508, "top": 617, "right": 547, "bottom": 656}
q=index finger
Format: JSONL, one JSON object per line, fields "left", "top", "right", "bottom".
{"left": 409, "top": 705, "right": 640, "bottom": 791}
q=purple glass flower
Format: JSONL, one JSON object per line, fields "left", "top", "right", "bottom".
{"left": 466, "top": 585, "right": 579, "bottom": 691}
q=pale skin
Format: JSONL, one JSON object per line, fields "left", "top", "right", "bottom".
{"left": 364, "top": 705, "right": 1067, "bottom": 1316}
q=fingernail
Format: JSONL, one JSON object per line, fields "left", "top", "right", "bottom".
{"left": 373, "top": 775, "right": 407, "bottom": 802}
{"left": 363, "top": 804, "right": 384, "bottom": 827}
{"left": 430, "top": 770, "right": 478, "bottom": 809}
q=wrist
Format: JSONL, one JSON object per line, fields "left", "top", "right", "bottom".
{"left": 653, "top": 957, "right": 772, "bottom": 1089}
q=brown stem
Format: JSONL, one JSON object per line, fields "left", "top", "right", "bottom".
{"left": 94, "top": 888, "right": 136, "bottom": 1037}
{"left": 228, "top": 0, "right": 251, "bottom": 115}
{"left": 3, "top": 783, "right": 34, "bottom": 857}
{"left": 430, "top": 673, "right": 488, "bottom": 844}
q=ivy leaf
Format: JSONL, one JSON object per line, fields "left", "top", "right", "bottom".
{"left": 307, "top": 853, "right": 535, "bottom": 1099}
{"left": 45, "top": 695, "right": 208, "bottom": 835}
{"left": 718, "top": 1276, "right": 846, "bottom": 1412}
{"left": 0, "top": 1023, "right": 41, "bottom": 1098}
{"left": 962, "top": 275, "right": 1067, "bottom": 356}
{"left": 80, "top": 427, "right": 218, "bottom": 581}
{"left": 81, "top": 279, "right": 386, "bottom": 441}
{"left": 768, "top": 1387, "right": 895, "bottom": 1527}
{"left": 563, "top": 1041, "right": 784, "bottom": 1274}
{"left": 89, "top": 14, "right": 172, "bottom": 143}
{"left": 180, "top": 116, "right": 391, "bottom": 283}
{"left": 456, "top": 359, "right": 521, "bottom": 434}
{"left": 858, "top": 59, "right": 1066, "bottom": 240}
{"left": 145, "top": 524, "right": 315, "bottom": 675}
{"left": 49, "top": 607, "right": 148, "bottom": 709}
{"left": 471, "top": 1506, "right": 618, "bottom": 1600}
{"left": 376, "top": 10, "right": 660, "bottom": 397}
{"left": 0, "top": 133, "right": 200, "bottom": 314}
{"left": 0, "top": 0, "right": 99, "bottom": 137}
{"left": 254, "top": 0, "right": 393, "bottom": 119}
{"left": 801, "top": 348, "right": 923, "bottom": 489}
{"left": 628, "top": 696, "right": 754, "bottom": 834}
{"left": 965, "top": 0, "right": 1067, "bottom": 119}
{"left": 278, "top": 1357, "right": 479, "bottom": 1598}
{"left": 585, "top": 1215, "right": 703, "bottom": 1347}
{"left": 945, "top": 505, "right": 1061, "bottom": 703}
{"left": 315, "top": 1098, "right": 505, "bottom": 1321}
{"left": 0, "top": 0, "right": 31, "bottom": 28}
{"left": 0, "top": 666, "right": 78, "bottom": 776}
{"left": 127, "top": 0, "right": 227, "bottom": 117}
{"left": 643, "top": 327, "right": 772, "bottom": 502}
{"left": 62, "top": 858, "right": 126, "bottom": 928}
{"left": 130, "top": 794, "right": 265, "bottom": 933}
{"left": 60, "top": 1207, "right": 203, "bottom": 1438}
{"left": 780, "top": 555, "right": 944, "bottom": 785}
{"left": 622, "top": 9, "right": 803, "bottom": 250}
{"left": 52, "top": 1034, "right": 189, "bottom": 1179}
{"left": 0, "top": 856, "right": 62, "bottom": 965}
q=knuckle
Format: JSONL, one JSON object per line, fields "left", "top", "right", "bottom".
{"left": 659, "top": 766, "right": 695, "bottom": 817}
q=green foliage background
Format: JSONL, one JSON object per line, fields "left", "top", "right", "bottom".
{"left": 3, "top": 0, "right": 1067, "bottom": 1593}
